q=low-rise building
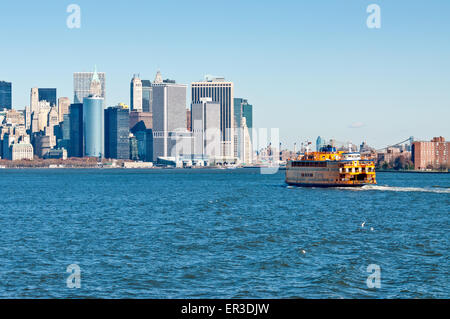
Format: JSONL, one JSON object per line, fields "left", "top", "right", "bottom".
{"left": 11, "top": 143, "right": 34, "bottom": 161}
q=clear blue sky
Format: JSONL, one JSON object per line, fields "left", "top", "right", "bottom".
{"left": 1, "top": 0, "right": 449, "bottom": 148}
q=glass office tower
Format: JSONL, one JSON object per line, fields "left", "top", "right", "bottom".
{"left": 104, "top": 106, "right": 130, "bottom": 159}
{"left": 83, "top": 96, "right": 104, "bottom": 158}
{"left": 69, "top": 103, "right": 84, "bottom": 157}
{"left": 0, "top": 81, "right": 12, "bottom": 109}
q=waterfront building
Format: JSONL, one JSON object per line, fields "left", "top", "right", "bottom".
{"left": 38, "top": 88, "right": 57, "bottom": 107}
{"left": 44, "top": 148, "right": 67, "bottom": 160}
{"left": 73, "top": 68, "right": 106, "bottom": 104}
{"left": 83, "top": 95, "right": 104, "bottom": 158}
{"left": 152, "top": 73, "right": 189, "bottom": 160}
{"left": 412, "top": 136, "right": 449, "bottom": 170}
{"left": 192, "top": 76, "right": 234, "bottom": 159}
{"left": 58, "top": 97, "right": 71, "bottom": 123}
{"left": 104, "top": 106, "right": 130, "bottom": 160}
{"left": 0, "top": 81, "right": 12, "bottom": 110}
{"left": 377, "top": 147, "right": 411, "bottom": 168}
{"left": 130, "top": 75, "right": 143, "bottom": 112}
{"left": 191, "top": 97, "right": 221, "bottom": 160}
{"left": 11, "top": 142, "right": 34, "bottom": 161}
{"left": 69, "top": 103, "right": 83, "bottom": 157}
{"left": 142, "top": 80, "right": 153, "bottom": 113}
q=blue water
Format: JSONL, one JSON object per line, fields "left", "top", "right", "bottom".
{"left": 0, "top": 169, "right": 448, "bottom": 298}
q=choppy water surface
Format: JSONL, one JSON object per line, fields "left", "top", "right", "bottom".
{"left": 0, "top": 169, "right": 448, "bottom": 298}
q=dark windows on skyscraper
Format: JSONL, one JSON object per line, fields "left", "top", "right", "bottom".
{"left": 0, "top": 81, "right": 12, "bottom": 109}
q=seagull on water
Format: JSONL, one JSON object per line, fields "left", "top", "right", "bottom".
{"left": 361, "top": 221, "right": 366, "bottom": 228}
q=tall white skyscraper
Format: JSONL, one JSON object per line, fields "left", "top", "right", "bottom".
{"left": 73, "top": 67, "right": 106, "bottom": 104}
{"left": 240, "top": 117, "right": 253, "bottom": 165}
{"left": 152, "top": 72, "right": 190, "bottom": 160}
{"left": 130, "top": 75, "right": 143, "bottom": 111}
{"left": 191, "top": 97, "right": 221, "bottom": 160}
{"left": 191, "top": 76, "right": 234, "bottom": 159}
{"left": 30, "top": 88, "right": 39, "bottom": 114}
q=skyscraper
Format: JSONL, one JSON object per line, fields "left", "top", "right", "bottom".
{"left": 30, "top": 88, "right": 41, "bottom": 134}
{"left": 30, "top": 88, "right": 39, "bottom": 114}
{"left": 130, "top": 75, "right": 143, "bottom": 112}
{"left": 191, "top": 76, "right": 234, "bottom": 159}
{"left": 142, "top": 80, "right": 153, "bottom": 113}
{"left": 191, "top": 98, "right": 221, "bottom": 160}
{"left": 58, "top": 97, "right": 71, "bottom": 123}
{"left": 152, "top": 73, "right": 189, "bottom": 160}
{"left": 241, "top": 101, "right": 253, "bottom": 141}
{"left": 37, "top": 101, "right": 51, "bottom": 132}
{"left": 38, "top": 88, "right": 57, "bottom": 107}
{"left": 316, "top": 136, "right": 323, "bottom": 152}
{"left": 241, "top": 117, "right": 253, "bottom": 164}
{"left": 59, "top": 113, "right": 71, "bottom": 152}
{"left": 69, "top": 103, "right": 83, "bottom": 157}
{"left": 83, "top": 95, "right": 104, "bottom": 158}
{"left": 234, "top": 98, "right": 253, "bottom": 160}
{"left": 73, "top": 67, "right": 106, "bottom": 104}
{"left": 104, "top": 106, "right": 130, "bottom": 159}
{"left": 0, "top": 81, "right": 12, "bottom": 110}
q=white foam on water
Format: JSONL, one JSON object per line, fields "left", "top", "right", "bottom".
{"left": 352, "top": 185, "right": 450, "bottom": 194}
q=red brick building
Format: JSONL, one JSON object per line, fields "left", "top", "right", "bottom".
{"left": 412, "top": 137, "right": 449, "bottom": 170}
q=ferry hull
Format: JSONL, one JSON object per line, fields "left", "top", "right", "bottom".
{"left": 286, "top": 181, "right": 369, "bottom": 188}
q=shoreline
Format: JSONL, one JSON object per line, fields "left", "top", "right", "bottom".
{"left": 376, "top": 169, "right": 449, "bottom": 174}
{"left": 0, "top": 166, "right": 447, "bottom": 173}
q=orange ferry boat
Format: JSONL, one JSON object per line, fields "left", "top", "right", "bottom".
{"left": 286, "top": 145, "right": 377, "bottom": 187}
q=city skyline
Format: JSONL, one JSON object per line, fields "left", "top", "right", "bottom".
{"left": 0, "top": 0, "right": 449, "bottom": 149}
